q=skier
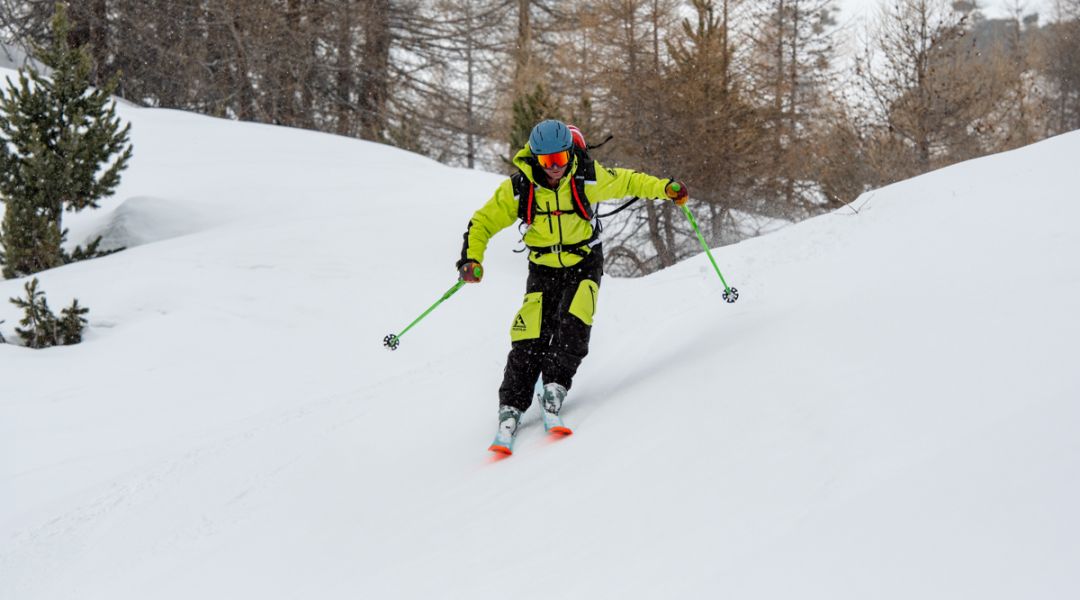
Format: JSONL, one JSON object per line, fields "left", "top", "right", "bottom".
{"left": 456, "top": 119, "right": 689, "bottom": 454}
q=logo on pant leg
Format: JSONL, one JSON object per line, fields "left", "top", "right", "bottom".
{"left": 510, "top": 291, "right": 543, "bottom": 342}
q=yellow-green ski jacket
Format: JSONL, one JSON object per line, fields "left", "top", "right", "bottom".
{"left": 460, "top": 145, "right": 672, "bottom": 269}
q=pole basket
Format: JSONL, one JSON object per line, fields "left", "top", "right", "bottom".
{"left": 723, "top": 287, "right": 739, "bottom": 304}
{"left": 383, "top": 333, "right": 401, "bottom": 351}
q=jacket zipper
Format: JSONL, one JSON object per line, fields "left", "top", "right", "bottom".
{"left": 534, "top": 178, "right": 572, "bottom": 267}
{"left": 555, "top": 184, "right": 567, "bottom": 267}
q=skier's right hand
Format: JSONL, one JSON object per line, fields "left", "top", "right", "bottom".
{"left": 459, "top": 261, "right": 483, "bottom": 283}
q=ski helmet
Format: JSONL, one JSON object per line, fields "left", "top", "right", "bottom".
{"left": 528, "top": 120, "right": 574, "bottom": 155}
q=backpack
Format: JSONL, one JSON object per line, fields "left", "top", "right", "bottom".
{"left": 513, "top": 146, "right": 598, "bottom": 226}
{"left": 511, "top": 135, "right": 638, "bottom": 257}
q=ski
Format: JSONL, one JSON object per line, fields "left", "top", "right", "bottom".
{"left": 488, "top": 405, "right": 523, "bottom": 456}
{"left": 488, "top": 429, "right": 518, "bottom": 455}
{"left": 542, "top": 410, "right": 573, "bottom": 436}
{"left": 539, "top": 378, "right": 572, "bottom": 436}
{"left": 488, "top": 419, "right": 574, "bottom": 456}
{"left": 488, "top": 378, "right": 572, "bottom": 457}
{"left": 488, "top": 441, "right": 514, "bottom": 456}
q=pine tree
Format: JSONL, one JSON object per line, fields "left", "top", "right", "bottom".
{"left": 59, "top": 298, "right": 90, "bottom": 345}
{"left": 8, "top": 277, "right": 88, "bottom": 348}
{"left": 507, "top": 83, "right": 561, "bottom": 165}
{"left": 666, "top": 0, "right": 764, "bottom": 239}
{"left": 747, "top": 0, "right": 841, "bottom": 216}
{"left": 0, "top": 3, "right": 133, "bottom": 279}
{"left": 11, "top": 278, "right": 60, "bottom": 349}
{"left": 0, "top": 173, "right": 64, "bottom": 276}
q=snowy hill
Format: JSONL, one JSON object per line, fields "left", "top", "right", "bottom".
{"left": 2, "top": 67, "right": 1078, "bottom": 599}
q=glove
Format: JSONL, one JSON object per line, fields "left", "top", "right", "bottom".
{"left": 665, "top": 180, "right": 689, "bottom": 206}
{"left": 458, "top": 260, "right": 483, "bottom": 283}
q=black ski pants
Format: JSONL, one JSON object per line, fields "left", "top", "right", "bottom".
{"left": 499, "top": 247, "right": 603, "bottom": 412}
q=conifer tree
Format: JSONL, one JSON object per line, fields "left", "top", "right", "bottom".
{"left": 11, "top": 278, "right": 60, "bottom": 349}
{"left": 8, "top": 277, "right": 88, "bottom": 348}
{"left": 0, "top": 3, "right": 133, "bottom": 279}
{"left": 666, "top": 0, "right": 764, "bottom": 239}
{"left": 508, "top": 83, "right": 561, "bottom": 164}
{"left": 59, "top": 298, "right": 89, "bottom": 345}
{"left": 747, "top": 0, "right": 840, "bottom": 215}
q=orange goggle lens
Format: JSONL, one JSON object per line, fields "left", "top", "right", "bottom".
{"left": 536, "top": 150, "right": 571, "bottom": 168}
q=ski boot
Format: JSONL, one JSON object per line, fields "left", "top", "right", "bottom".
{"left": 541, "top": 382, "right": 573, "bottom": 436}
{"left": 488, "top": 405, "right": 523, "bottom": 456}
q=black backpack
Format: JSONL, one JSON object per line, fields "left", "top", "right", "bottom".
{"left": 513, "top": 147, "right": 598, "bottom": 226}
{"left": 510, "top": 139, "right": 640, "bottom": 257}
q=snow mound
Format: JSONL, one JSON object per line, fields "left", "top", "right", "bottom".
{"left": 90, "top": 196, "right": 216, "bottom": 250}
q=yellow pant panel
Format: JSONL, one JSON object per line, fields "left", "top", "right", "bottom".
{"left": 568, "top": 279, "right": 599, "bottom": 326}
{"left": 509, "top": 291, "right": 543, "bottom": 342}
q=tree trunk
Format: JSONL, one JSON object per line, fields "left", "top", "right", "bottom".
{"left": 359, "top": 0, "right": 391, "bottom": 141}
{"left": 226, "top": 8, "right": 259, "bottom": 121}
{"left": 67, "top": 0, "right": 108, "bottom": 84}
{"left": 335, "top": 0, "right": 355, "bottom": 136}
{"left": 89, "top": 0, "right": 108, "bottom": 83}
{"left": 281, "top": 0, "right": 304, "bottom": 127}
{"left": 205, "top": 2, "right": 231, "bottom": 118}
{"left": 645, "top": 200, "right": 677, "bottom": 268}
{"left": 514, "top": 0, "right": 532, "bottom": 93}
{"left": 465, "top": 1, "right": 477, "bottom": 168}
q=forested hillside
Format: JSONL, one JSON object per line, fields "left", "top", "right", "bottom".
{"left": 3, "top": 0, "right": 1078, "bottom": 274}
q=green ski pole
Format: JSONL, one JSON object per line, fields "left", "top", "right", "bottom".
{"left": 678, "top": 195, "right": 739, "bottom": 303}
{"left": 383, "top": 267, "right": 480, "bottom": 351}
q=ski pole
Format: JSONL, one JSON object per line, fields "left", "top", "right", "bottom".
{"left": 383, "top": 271, "right": 477, "bottom": 351}
{"left": 679, "top": 199, "right": 739, "bottom": 303}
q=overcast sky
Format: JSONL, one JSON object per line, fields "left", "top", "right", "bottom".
{"left": 836, "top": 0, "right": 1055, "bottom": 23}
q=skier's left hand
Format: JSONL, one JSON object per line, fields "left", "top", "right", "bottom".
{"left": 665, "top": 180, "right": 689, "bottom": 206}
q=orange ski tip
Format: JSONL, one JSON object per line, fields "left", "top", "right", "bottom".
{"left": 549, "top": 426, "right": 573, "bottom": 436}
{"left": 489, "top": 445, "right": 513, "bottom": 455}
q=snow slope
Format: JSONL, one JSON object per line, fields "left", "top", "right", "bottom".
{"left": 2, "top": 69, "right": 1078, "bottom": 598}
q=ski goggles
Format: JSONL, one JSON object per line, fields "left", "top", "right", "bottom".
{"left": 535, "top": 149, "right": 571, "bottom": 169}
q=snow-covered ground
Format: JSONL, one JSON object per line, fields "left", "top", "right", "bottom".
{"left": 2, "top": 65, "right": 1078, "bottom": 598}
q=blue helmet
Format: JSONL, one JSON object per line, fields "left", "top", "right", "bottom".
{"left": 528, "top": 119, "right": 573, "bottom": 155}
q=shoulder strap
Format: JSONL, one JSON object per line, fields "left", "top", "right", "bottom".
{"left": 570, "top": 153, "right": 596, "bottom": 221}
{"left": 514, "top": 155, "right": 597, "bottom": 225}
{"left": 512, "top": 171, "right": 535, "bottom": 224}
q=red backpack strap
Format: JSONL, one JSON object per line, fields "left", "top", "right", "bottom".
{"left": 570, "top": 154, "right": 596, "bottom": 221}
{"left": 512, "top": 172, "right": 536, "bottom": 225}
{"left": 570, "top": 178, "right": 590, "bottom": 220}
{"left": 526, "top": 182, "right": 535, "bottom": 224}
